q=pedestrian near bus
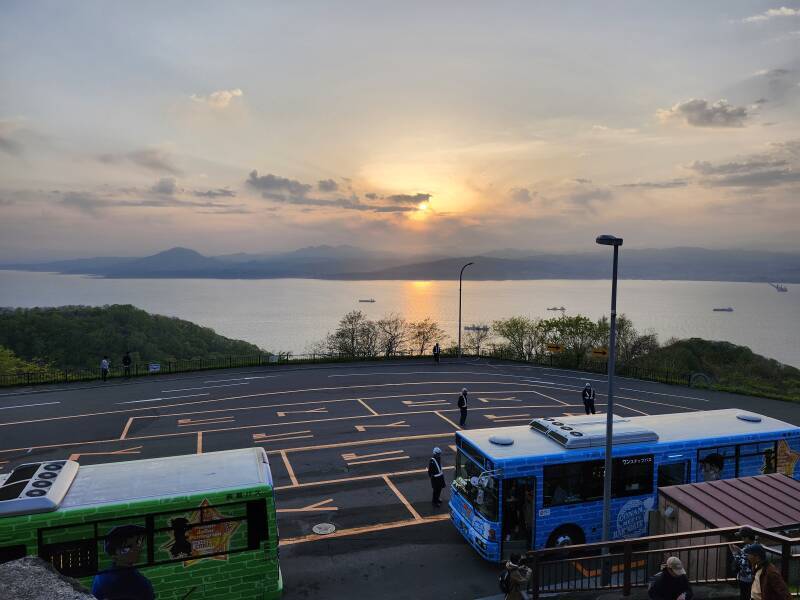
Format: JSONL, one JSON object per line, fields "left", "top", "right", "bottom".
{"left": 648, "top": 556, "right": 693, "bottom": 600}
{"left": 100, "top": 356, "right": 110, "bottom": 382}
{"left": 729, "top": 526, "right": 757, "bottom": 600}
{"left": 428, "top": 447, "right": 445, "bottom": 507}
{"left": 582, "top": 382, "right": 596, "bottom": 415}
{"left": 745, "top": 544, "right": 791, "bottom": 600}
{"left": 122, "top": 351, "right": 132, "bottom": 378}
{"left": 458, "top": 387, "right": 469, "bottom": 427}
{"left": 501, "top": 553, "right": 531, "bottom": 600}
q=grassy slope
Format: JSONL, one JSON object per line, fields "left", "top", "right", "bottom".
{"left": 628, "top": 338, "right": 800, "bottom": 401}
{"left": 0, "top": 305, "right": 263, "bottom": 370}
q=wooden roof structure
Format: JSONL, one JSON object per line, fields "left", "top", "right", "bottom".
{"left": 659, "top": 473, "right": 800, "bottom": 529}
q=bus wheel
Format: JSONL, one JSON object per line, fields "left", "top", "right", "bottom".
{"left": 546, "top": 525, "right": 585, "bottom": 548}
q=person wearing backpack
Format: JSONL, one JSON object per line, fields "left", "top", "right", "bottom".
{"left": 458, "top": 387, "right": 469, "bottom": 427}
{"left": 500, "top": 553, "right": 530, "bottom": 600}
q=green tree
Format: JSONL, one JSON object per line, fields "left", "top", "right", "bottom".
{"left": 326, "top": 310, "right": 379, "bottom": 358}
{"left": 409, "top": 318, "right": 447, "bottom": 356}
{"left": 492, "top": 316, "right": 542, "bottom": 360}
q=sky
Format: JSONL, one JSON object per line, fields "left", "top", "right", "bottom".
{"left": 1, "top": 1, "right": 799, "bottom": 260}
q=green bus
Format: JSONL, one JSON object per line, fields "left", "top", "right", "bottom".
{"left": 0, "top": 447, "right": 282, "bottom": 599}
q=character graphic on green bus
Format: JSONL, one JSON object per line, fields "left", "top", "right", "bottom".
{"left": 92, "top": 524, "right": 155, "bottom": 600}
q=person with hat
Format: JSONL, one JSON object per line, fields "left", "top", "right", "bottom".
{"left": 745, "top": 544, "right": 791, "bottom": 600}
{"left": 458, "top": 387, "right": 469, "bottom": 427}
{"left": 92, "top": 523, "right": 155, "bottom": 600}
{"left": 582, "top": 382, "right": 596, "bottom": 415}
{"left": 648, "top": 556, "right": 693, "bottom": 600}
{"left": 428, "top": 447, "right": 446, "bottom": 507}
{"left": 729, "top": 526, "right": 757, "bottom": 600}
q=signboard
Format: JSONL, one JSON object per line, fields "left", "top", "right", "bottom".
{"left": 591, "top": 347, "right": 609, "bottom": 359}
{"left": 148, "top": 363, "right": 161, "bottom": 373}
{"left": 546, "top": 343, "right": 563, "bottom": 353}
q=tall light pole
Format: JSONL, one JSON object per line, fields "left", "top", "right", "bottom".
{"left": 458, "top": 262, "right": 474, "bottom": 358}
{"left": 596, "top": 234, "right": 622, "bottom": 545}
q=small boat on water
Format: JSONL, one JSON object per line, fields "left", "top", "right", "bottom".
{"left": 713, "top": 307, "right": 734, "bottom": 312}
{"left": 359, "top": 298, "right": 376, "bottom": 303}
{"left": 546, "top": 306, "right": 566, "bottom": 311}
{"left": 769, "top": 283, "right": 788, "bottom": 292}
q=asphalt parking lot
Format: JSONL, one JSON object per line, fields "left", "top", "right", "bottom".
{"left": 1, "top": 358, "right": 798, "bottom": 599}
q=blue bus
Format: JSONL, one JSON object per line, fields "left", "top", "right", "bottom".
{"left": 449, "top": 409, "right": 800, "bottom": 562}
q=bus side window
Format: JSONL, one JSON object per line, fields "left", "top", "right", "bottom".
{"left": 737, "top": 442, "right": 777, "bottom": 477}
{"left": 247, "top": 499, "right": 269, "bottom": 549}
{"left": 698, "top": 446, "right": 735, "bottom": 481}
{"left": 613, "top": 455, "right": 654, "bottom": 497}
{"left": 543, "top": 460, "right": 604, "bottom": 506}
{"left": 657, "top": 461, "right": 689, "bottom": 487}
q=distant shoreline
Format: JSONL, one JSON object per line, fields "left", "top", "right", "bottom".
{"left": 0, "top": 268, "right": 797, "bottom": 285}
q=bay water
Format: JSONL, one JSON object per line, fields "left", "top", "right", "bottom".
{"left": 0, "top": 270, "right": 797, "bottom": 367}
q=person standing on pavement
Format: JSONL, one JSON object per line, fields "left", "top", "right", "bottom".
{"left": 428, "top": 447, "right": 445, "bottom": 507}
{"left": 433, "top": 342, "right": 441, "bottom": 364}
{"left": 458, "top": 387, "right": 469, "bottom": 427}
{"left": 122, "top": 351, "right": 132, "bottom": 378}
{"left": 745, "top": 544, "right": 791, "bottom": 600}
{"left": 648, "top": 556, "right": 693, "bottom": 600}
{"left": 100, "top": 356, "right": 110, "bottom": 382}
{"left": 502, "top": 553, "right": 531, "bottom": 600}
{"left": 729, "top": 527, "right": 757, "bottom": 600}
{"left": 582, "top": 382, "right": 596, "bottom": 415}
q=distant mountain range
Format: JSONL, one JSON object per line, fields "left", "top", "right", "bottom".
{"left": 2, "top": 246, "right": 799, "bottom": 283}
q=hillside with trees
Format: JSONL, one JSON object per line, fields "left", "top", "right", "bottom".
{"left": 0, "top": 305, "right": 263, "bottom": 372}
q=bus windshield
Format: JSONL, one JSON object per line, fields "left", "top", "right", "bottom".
{"left": 453, "top": 450, "right": 499, "bottom": 521}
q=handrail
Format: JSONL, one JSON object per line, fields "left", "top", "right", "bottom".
{"left": 526, "top": 524, "right": 800, "bottom": 599}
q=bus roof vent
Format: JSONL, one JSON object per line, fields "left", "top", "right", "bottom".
{"left": 530, "top": 416, "right": 658, "bottom": 449}
{"left": 0, "top": 460, "right": 79, "bottom": 517}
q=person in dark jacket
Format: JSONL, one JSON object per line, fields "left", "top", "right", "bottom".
{"left": 503, "top": 553, "right": 530, "bottom": 600}
{"left": 729, "top": 526, "right": 757, "bottom": 600}
{"left": 428, "top": 447, "right": 445, "bottom": 506}
{"left": 122, "top": 351, "right": 132, "bottom": 378}
{"left": 745, "top": 544, "right": 791, "bottom": 600}
{"left": 581, "top": 382, "right": 596, "bottom": 415}
{"left": 458, "top": 387, "right": 469, "bottom": 427}
{"left": 648, "top": 556, "right": 693, "bottom": 600}
{"left": 433, "top": 342, "right": 441, "bottom": 364}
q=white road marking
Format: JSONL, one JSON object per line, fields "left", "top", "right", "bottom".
{"left": 119, "top": 393, "right": 210, "bottom": 405}
{"left": 162, "top": 383, "right": 251, "bottom": 392}
{"left": 0, "top": 401, "right": 61, "bottom": 411}
{"left": 204, "top": 376, "right": 277, "bottom": 383}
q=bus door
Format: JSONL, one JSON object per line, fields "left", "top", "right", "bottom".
{"left": 657, "top": 459, "right": 690, "bottom": 487}
{"left": 501, "top": 477, "right": 535, "bottom": 560}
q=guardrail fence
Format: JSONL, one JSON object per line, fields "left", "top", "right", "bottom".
{"left": 0, "top": 350, "right": 690, "bottom": 388}
{"left": 526, "top": 525, "right": 800, "bottom": 598}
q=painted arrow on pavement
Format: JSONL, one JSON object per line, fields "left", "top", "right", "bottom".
{"left": 354, "top": 420, "right": 408, "bottom": 432}
{"left": 276, "top": 407, "right": 328, "bottom": 417}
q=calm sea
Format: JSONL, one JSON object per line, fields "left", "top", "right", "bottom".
{"left": 1, "top": 270, "right": 798, "bottom": 367}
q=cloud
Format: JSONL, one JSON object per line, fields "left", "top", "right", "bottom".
{"left": 687, "top": 159, "right": 788, "bottom": 175}
{"left": 190, "top": 88, "right": 243, "bottom": 109}
{"left": 246, "top": 171, "right": 427, "bottom": 213}
{"left": 616, "top": 179, "right": 689, "bottom": 189}
{"left": 657, "top": 99, "right": 749, "bottom": 128}
{"left": 688, "top": 140, "right": 800, "bottom": 188}
{"left": 98, "top": 148, "right": 183, "bottom": 175}
{"left": 317, "top": 179, "right": 338, "bottom": 192}
{"left": 193, "top": 188, "right": 236, "bottom": 198}
{"left": 510, "top": 187, "right": 536, "bottom": 203}
{"left": 60, "top": 192, "right": 109, "bottom": 215}
{"left": 150, "top": 177, "right": 177, "bottom": 195}
{"left": 0, "top": 120, "right": 25, "bottom": 156}
{"left": 743, "top": 6, "right": 800, "bottom": 23}
{"left": 384, "top": 193, "right": 431, "bottom": 205}
{"left": 247, "top": 171, "right": 312, "bottom": 197}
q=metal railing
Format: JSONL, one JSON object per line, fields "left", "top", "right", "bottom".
{"left": 525, "top": 525, "right": 800, "bottom": 598}
{"left": 0, "top": 350, "right": 690, "bottom": 388}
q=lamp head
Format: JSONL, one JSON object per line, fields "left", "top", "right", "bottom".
{"left": 596, "top": 235, "right": 623, "bottom": 247}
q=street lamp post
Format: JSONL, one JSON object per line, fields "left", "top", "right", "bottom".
{"left": 595, "top": 234, "right": 622, "bottom": 546}
{"left": 458, "top": 262, "right": 474, "bottom": 358}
